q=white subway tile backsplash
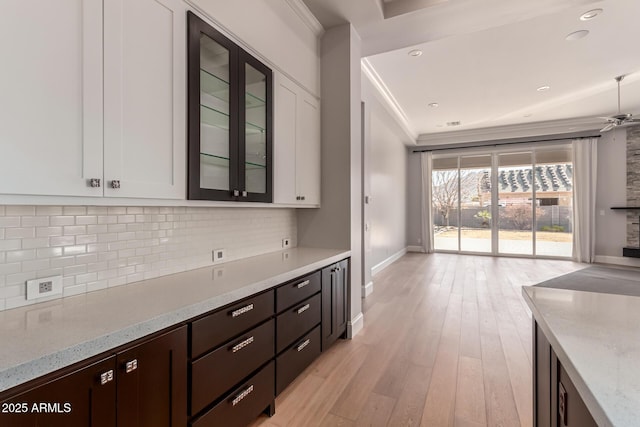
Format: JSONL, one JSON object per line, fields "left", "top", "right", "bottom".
{"left": 6, "top": 206, "right": 35, "bottom": 216}
{"left": 6, "top": 250, "right": 36, "bottom": 263}
{"left": 0, "top": 217, "right": 21, "bottom": 228}
{"left": 21, "top": 216, "right": 49, "bottom": 227}
{"left": 6, "top": 227, "right": 36, "bottom": 239}
{"left": 0, "top": 206, "right": 296, "bottom": 311}
{"left": 36, "top": 206, "right": 62, "bottom": 216}
{"left": 63, "top": 206, "right": 87, "bottom": 216}
{"left": 0, "top": 240, "right": 21, "bottom": 251}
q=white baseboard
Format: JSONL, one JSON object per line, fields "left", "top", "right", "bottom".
{"left": 347, "top": 312, "right": 364, "bottom": 338}
{"left": 362, "top": 281, "right": 373, "bottom": 298}
{"left": 594, "top": 255, "right": 640, "bottom": 268}
{"left": 407, "top": 245, "right": 424, "bottom": 252}
{"left": 371, "top": 248, "right": 407, "bottom": 276}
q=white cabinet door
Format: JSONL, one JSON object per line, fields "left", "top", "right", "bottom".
{"left": 273, "top": 73, "right": 320, "bottom": 206}
{"left": 103, "top": 0, "right": 186, "bottom": 199}
{"left": 297, "top": 94, "right": 320, "bottom": 205}
{"left": 0, "top": 0, "right": 103, "bottom": 197}
{"left": 273, "top": 74, "right": 298, "bottom": 204}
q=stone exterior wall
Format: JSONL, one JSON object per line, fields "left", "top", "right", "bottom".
{"left": 627, "top": 126, "right": 640, "bottom": 247}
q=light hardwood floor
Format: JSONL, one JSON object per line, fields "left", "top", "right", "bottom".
{"left": 250, "top": 253, "right": 585, "bottom": 427}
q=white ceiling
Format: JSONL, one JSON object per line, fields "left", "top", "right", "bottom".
{"left": 303, "top": 0, "right": 640, "bottom": 143}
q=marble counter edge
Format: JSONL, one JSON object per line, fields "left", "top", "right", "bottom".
{"left": 521, "top": 286, "right": 614, "bottom": 427}
{"left": 0, "top": 248, "right": 351, "bottom": 393}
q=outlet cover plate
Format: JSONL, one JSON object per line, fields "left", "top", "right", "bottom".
{"left": 26, "top": 276, "right": 63, "bottom": 301}
{"left": 213, "top": 249, "right": 225, "bottom": 263}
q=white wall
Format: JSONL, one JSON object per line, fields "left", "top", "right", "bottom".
{"left": 189, "top": 0, "right": 320, "bottom": 95}
{"left": 297, "top": 24, "right": 363, "bottom": 336}
{"left": 361, "top": 73, "right": 410, "bottom": 275}
{"left": 406, "top": 152, "right": 423, "bottom": 248}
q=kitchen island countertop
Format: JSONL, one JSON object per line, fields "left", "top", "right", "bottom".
{"left": 523, "top": 285, "right": 640, "bottom": 427}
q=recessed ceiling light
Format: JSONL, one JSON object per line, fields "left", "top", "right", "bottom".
{"left": 428, "top": 102, "right": 439, "bottom": 108}
{"left": 537, "top": 85, "right": 550, "bottom": 92}
{"left": 580, "top": 9, "right": 603, "bottom": 21}
{"left": 408, "top": 49, "right": 422, "bottom": 57}
{"left": 565, "top": 30, "right": 589, "bottom": 41}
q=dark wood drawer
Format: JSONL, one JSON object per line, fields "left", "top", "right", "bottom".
{"left": 276, "top": 293, "right": 321, "bottom": 353}
{"left": 191, "top": 361, "right": 275, "bottom": 427}
{"left": 276, "top": 271, "right": 321, "bottom": 312}
{"left": 191, "top": 319, "right": 274, "bottom": 416}
{"left": 276, "top": 325, "right": 321, "bottom": 395}
{"left": 191, "top": 290, "right": 274, "bottom": 359}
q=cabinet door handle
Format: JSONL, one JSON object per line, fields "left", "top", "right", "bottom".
{"left": 297, "top": 303, "right": 310, "bottom": 315}
{"left": 242, "top": 190, "right": 248, "bottom": 197}
{"left": 231, "top": 336, "right": 254, "bottom": 353}
{"left": 99, "top": 369, "right": 114, "bottom": 385}
{"left": 231, "top": 303, "right": 254, "bottom": 318}
{"left": 233, "top": 189, "right": 240, "bottom": 197}
{"left": 89, "top": 178, "right": 101, "bottom": 188}
{"left": 296, "top": 280, "right": 310, "bottom": 289}
{"left": 124, "top": 359, "right": 138, "bottom": 374}
{"left": 232, "top": 384, "right": 254, "bottom": 406}
{"left": 296, "top": 339, "right": 311, "bottom": 352}
{"left": 110, "top": 180, "right": 121, "bottom": 189}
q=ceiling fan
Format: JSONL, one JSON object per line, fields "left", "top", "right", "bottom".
{"left": 599, "top": 75, "right": 640, "bottom": 132}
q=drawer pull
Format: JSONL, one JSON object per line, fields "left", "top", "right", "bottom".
{"left": 231, "top": 303, "right": 254, "bottom": 318}
{"left": 297, "top": 339, "right": 311, "bottom": 352}
{"left": 232, "top": 384, "right": 254, "bottom": 406}
{"left": 297, "top": 303, "right": 310, "bottom": 315}
{"left": 296, "top": 280, "right": 310, "bottom": 289}
{"left": 125, "top": 359, "right": 138, "bottom": 374}
{"left": 99, "top": 369, "right": 114, "bottom": 385}
{"left": 232, "top": 336, "right": 254, "bottom": 353}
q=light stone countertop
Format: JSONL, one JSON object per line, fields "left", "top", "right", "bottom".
{"left": 0, "top": 247, "right": 350, "bottom": 393}
{"left": 522, "top": 286, "right": 640, "bottom": 427}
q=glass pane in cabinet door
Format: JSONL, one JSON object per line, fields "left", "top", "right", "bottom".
{"left": 199, "top": 34, "right": 230, "bottom": 190}
{"left": 244, "top": 63, "right": 267, "bottom": 194}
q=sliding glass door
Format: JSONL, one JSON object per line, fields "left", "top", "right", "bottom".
{"left": 430, "top": 144, "right": 573, "bottom": 258}
{"left": 498, "top": 152, "right": 534, "bottom": 255}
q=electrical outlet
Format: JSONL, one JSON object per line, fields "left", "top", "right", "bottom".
{"left": 26, "top": 276, "right": 63, "bottom": 301}
{"left": 212, "top": 249, "right": 225, "bottom": 263}
{"left": 282, "top": 238, "right": 291, "bottom": 248}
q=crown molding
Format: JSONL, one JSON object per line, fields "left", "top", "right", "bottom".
{"left": 416, "top": 116, "right": 606, "bottom": 146}
{"left": 361, "top": 58, "right": 418, "bottom": 143}
{"left": 284, "top": 0, "right": 325, "bottom": 37}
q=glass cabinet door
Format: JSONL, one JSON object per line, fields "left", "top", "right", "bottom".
{"left": 199, "top": 36, "right": 232, "bottom": 192}
{"left": 188, "top": 12, "right": 272, "bottom": 202}
{"left": 239, "top": 53, "right": 272, "bottom": 202}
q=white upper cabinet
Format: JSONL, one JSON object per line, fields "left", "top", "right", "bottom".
{"left": 0, "top": 0, "right": 185, "bottom": 199}
{"left": 273, "top": 73, "right": 320, "bottom": 206}
{"left": 0, "top": 0, "right": 103, "bottom": 197}
{"left": 103, "top": 0, "right": 186, "bottom": 199}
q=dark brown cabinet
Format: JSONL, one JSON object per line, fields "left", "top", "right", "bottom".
{"left": 274, "top": 271, "right": 323, "bottom": 395}
{"left": 116, "top": 326, "right": 188, "bottom": 427}
{"left": 0, "top": 326, "right": 187, "bottom": 427}
{"left": 188, "top": 291, "right": 275, "bottom": 425}
{"left": 533, "top": 321, "right": 597, "bottom": 427}
{"left": 0, "top": 356, "right": 116, "bottom": 427}
{"left": 321, "top": 259, "right": 349, "bottom": 350}
{"left": 187, "top": 11, "right": 273, "bottom": 202}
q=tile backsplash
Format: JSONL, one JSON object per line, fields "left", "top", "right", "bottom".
{"left": 0, "top": 206, "right": 297, "bottom": 311}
